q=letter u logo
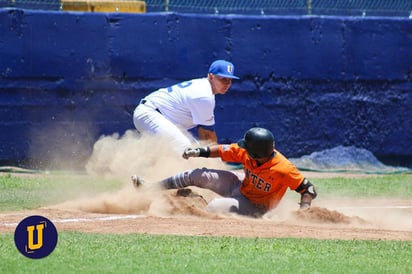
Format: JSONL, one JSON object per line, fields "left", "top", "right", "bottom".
{"left": 26, "top": 223, "right": 45, "bottom": 250}
{"left": 15, "top": 216, "right": 57, "bottom": 259}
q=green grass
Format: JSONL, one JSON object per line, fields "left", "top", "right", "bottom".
{"left": 0, "top": 173, "right": 120, "bottom": 211}
{"left": 1, "top": 173, "right": 411, "bottom": 273}
{"left": 1, "top": 233, "right": 411, "bottom": 274}
{"left": 313, "top": 174, "right": 412, "bottom": 198}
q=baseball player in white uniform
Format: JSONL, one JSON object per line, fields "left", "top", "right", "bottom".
{"left": 133, "top": 60, "right": 239, "bottom": 151}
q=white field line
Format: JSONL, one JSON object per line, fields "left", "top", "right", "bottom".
{"left": 1, "top": 214, "right": 146, "bottom": 227}
{"left": 335, "top": 206, "right": 412, "bottom": 209}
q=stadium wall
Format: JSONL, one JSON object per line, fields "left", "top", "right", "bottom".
{"left": 0, "top": 8, "right": 411, "bottom": 168}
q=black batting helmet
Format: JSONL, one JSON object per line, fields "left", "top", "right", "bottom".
{"left": 237, "top": 127, "right": 275, "bottom": 158}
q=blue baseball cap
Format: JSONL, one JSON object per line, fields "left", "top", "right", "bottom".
{"left": 208, "top": 60, "right": 239, "bottom": 79}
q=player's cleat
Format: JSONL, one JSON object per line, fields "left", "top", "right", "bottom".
{"left": 131, "top": 175, "right": 144, "bottom": 188}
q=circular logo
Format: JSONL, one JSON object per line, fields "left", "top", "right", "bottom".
{"left": 14, "top": 215, "right": 58, "bottom": 259}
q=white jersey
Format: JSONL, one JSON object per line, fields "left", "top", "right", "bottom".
{"left": 144, "top": 78, "right": 215, "bottom": 130}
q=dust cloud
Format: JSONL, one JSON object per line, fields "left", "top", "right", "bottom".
{"left": 48, "top": 130, "right": 412, "bottom": 232}
{"left": 84, "top": 130, "right": 227, "bottom": 183}
{"left": 53, "top": 130, "right": 227, "bottom": 216}
{"left": 29, "top": 121, "right": 97, "bottom": 170}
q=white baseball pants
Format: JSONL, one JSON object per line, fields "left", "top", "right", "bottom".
{"left": 133, "top": 103, "right": 197, "bottom": 152}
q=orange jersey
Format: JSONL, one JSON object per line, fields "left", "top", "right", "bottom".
{"left": 218, "top": 144, "right": 304, "bottom": 210}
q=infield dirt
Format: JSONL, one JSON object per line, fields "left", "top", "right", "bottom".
{"left": 1, "top": 131, "right": 411, "bottom": 240}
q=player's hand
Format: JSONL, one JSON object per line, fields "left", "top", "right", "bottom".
{"left": 182, "top": 148, "right": 200, "bottom": 159}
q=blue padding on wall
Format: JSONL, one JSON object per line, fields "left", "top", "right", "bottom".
{"left": 231, "top": 16, "right": 345, "bottom": 79}
{"left": 1, "top": 9, "right": 110, "bottom": 79}
{"left": 108, "top": 13, "right": 228, "bottom": 79}
{"left": 344, "top": 18, "right": 412, "bottom": 80}
{"left": 0, "top": 9, "right": 411, "bottom": 168}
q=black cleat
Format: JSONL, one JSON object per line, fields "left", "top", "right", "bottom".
{"left": 176, "top": 188, "right": 193, "bottom": 197}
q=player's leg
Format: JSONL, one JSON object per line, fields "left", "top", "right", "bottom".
{"left": 160, "top": 168, "right": 241, "bottom": 197}
{"left": 231, "top": 188, "right": 267, "bottom": 217}
{"left": 133, "top": 104, "right": 193, "bottom": 151}
{"left": 206, "top": 187, "right": 266, "bottom": 217}
{"left": 149, "top": 168, "right": 266, "bottom": 217}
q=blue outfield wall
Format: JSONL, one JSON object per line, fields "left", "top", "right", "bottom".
{"left": 0, "top": 8, "right": 411, "bottom": 168}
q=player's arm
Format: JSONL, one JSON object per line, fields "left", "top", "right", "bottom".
{"left": 295, "top": 178, "right": 317, "bottom": 209}
{"left": 197, "top": 125, "right": 217, "bottom": 144}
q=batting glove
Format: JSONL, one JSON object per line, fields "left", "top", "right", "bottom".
{"left": 182, "top": 148, "right": 200, "bottom": 159}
